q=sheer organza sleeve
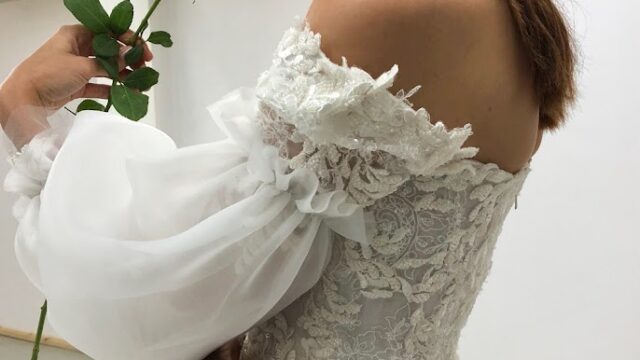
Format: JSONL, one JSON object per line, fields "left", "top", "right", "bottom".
{"left": 2, "top": 88, "right": 369, "bottom": 360}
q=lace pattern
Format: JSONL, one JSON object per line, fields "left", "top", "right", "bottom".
{"left": 256, "top": 102, "right": 407, "bottom": 206}
{"left": 241, "top": 19, "right": 532, "bottom": 360}
{"left": 254, "top": 20, "right": 481, "bottom": 206}
{"left": 242, "top": 168, "right": 528, "bottom": 360}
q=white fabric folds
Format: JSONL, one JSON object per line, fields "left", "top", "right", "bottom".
{"left": 4, "top": 88, "right": 368, "bottom": 360}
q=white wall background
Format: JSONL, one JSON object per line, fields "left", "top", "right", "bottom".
{"left": 150, "top": 0, "right": 310, "bottom": 146}
{"left": 0, "top": 0, "right": 638, "bottom": 359}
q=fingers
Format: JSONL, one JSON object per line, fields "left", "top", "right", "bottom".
{"left": 117, "top": 30, "right": 154, "bottom": 61}
{"left": 55, "top": 25, "right": 94, "bottom": 56}
{"left": 56, "top": 24, "right": 154, "bottom": 62}
{"left": 86, "top": 33, "right": 152, "bottom": 77}
{"left": 119, "top": 68, "right": 133, "bottom": 79}
{"left": 118, "top": 45, "right": 149, "bottom": 71}
{"left": 76, "top": 46, "right": 141, "bottom": 81}
{"left": 116, "top": 46, "right": 129, "bottom": 71}
{"left": 77, "top": 57, "right": 108, "bottom": 79}
{"left": 81, "top": 84, "right": 111, "bottom": 100}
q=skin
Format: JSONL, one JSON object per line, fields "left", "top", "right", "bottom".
{"left": 0, "top": 24, "right": 153, "bottom": 149}
{"left": 306, "top": 0, "right": 543, "bottom": 174}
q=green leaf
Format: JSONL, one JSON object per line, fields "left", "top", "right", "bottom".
{"left": 147, "top": 31, "right": 173, "bottom": 48}
{"left": 96, "top": 56, "right": 120, "bottom": 79}
{"left": 110, "top": 0, "right": 134, "bottom": 36}
{"left": 76, "top": 99, "right": 105, "bottom": 112}
{"left": 123, "top": 67, "right": 159, "bottom": 91}
{"left": 124, "top": 44, "right": 144, "bottom": 66}
{"left": 92, "top": 33, "right": 120, "bottom": 57}
{"left": 111, "top": 85, "right": 149, "bottom": 121}
{"left": 63, "top": 0, "right": 111, "bottom": 34}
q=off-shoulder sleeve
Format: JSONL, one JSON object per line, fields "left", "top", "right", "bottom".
{"left": 254, "top": 20, "right": 479, "bottom": 206}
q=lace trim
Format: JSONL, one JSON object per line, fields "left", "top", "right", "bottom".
{"left": 254, "top": 18, "right": 529, "bottom": 207}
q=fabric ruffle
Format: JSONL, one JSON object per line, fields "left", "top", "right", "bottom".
{"left": 3, "top": 113, "right": 72, "bottom": 219}
{"left": 3, "top": 88, "right": 369, "bottom": 360}
{"left": 4, "top": 133, "right": 59, "bottom": 218}
{"left": 210, "top": 88, "right": 364, "bottom": 224}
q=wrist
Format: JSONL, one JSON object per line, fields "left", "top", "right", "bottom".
{"left": 0, "top": 78, "right": 48, "bottom": 150}
{"left": 0, "top": 78, "right": 29, "bottom": 125}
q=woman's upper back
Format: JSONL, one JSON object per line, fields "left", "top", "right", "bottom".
{"left": 237, "top": 2, "right": 583, "bottom": 357}
{"left": 306, "top": 0, "right": 542, "bottom": 174}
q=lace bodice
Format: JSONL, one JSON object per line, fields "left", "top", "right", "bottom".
{"left": 240, "top": 20, "right": 531, "bottom": 359}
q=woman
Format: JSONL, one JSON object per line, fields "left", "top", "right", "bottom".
{"left": 0, "top": 0, "right": 575, "bottom": 359}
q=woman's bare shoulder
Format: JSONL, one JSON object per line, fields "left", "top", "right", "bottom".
{"left": 306, "top": 0, "right": 541, "bottom": 173}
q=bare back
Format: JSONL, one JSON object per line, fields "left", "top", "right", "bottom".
{"left": 306, "top": 0, "right": 542, "bottom": 174}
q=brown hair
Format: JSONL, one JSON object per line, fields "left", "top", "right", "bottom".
{"left": 506, "top": 0, "right": 577, "bottom": 132}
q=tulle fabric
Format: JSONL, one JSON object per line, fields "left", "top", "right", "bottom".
{"left": 3, "top": 88, "right": 369, "bottom": 360}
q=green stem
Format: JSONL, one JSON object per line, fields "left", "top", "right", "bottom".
{"left": 104, "top": 79, "right": 117, "bottom": 112}
{"left": 31, "top": 300, "right": 47, "bottom": 360}
{"left": 132, "top": 0, "right": 163, "bottom": 43}
{"left": 104, "top": 0, "right": 162, "bottom": 113}
{"left": 64, "top": 106, "right": 77, "bottom": 116}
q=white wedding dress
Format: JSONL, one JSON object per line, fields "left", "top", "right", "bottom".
{"left": 2, "top": 19, "right": 530, "bottom": 360}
